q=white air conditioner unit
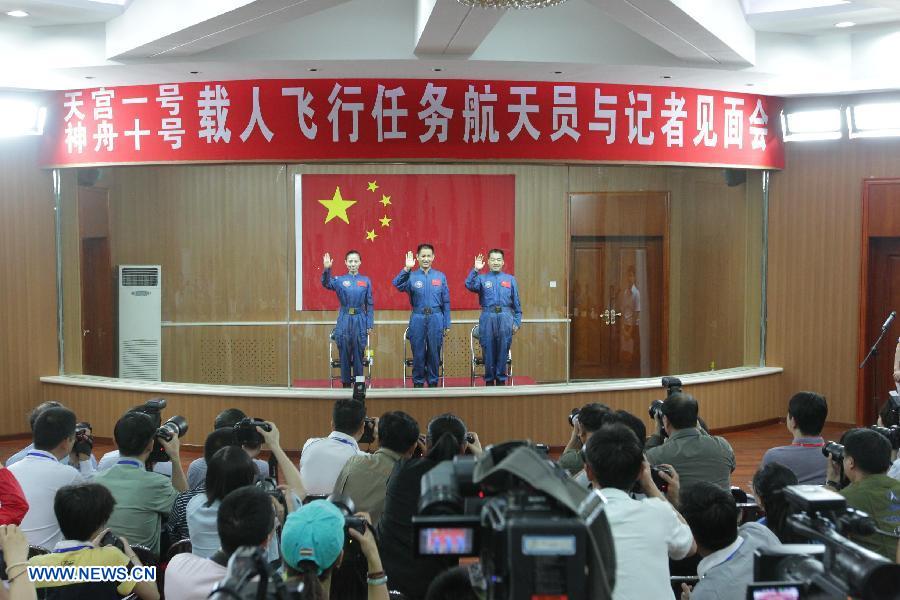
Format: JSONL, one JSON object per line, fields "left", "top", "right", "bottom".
{"left": 118, "top": 265, "right": 161, "bottom": 381}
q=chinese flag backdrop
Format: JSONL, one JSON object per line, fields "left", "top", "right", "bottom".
{"left": 298, "top": 174, "right": 515, "bottom": 311}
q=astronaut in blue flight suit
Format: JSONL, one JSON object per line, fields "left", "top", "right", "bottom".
{"left": 322, "top": 250, "right": 374, "bottom": 388}
{"left": 392, "top": 244, "right": 451, "bottom": 388}
{"left": 465, "top": 248, "right": 522, "bottom": 386}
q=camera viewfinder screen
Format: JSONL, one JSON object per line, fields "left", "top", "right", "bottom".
{"left": 749, "top": 586, "right": 800, "bottom": 600}
{"left": 418, "top": 527, "right": 474, "bottom": 555}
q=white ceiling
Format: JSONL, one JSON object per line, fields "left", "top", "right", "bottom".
{"left": 3, "top": 0, "right": 900, "bottom": 96}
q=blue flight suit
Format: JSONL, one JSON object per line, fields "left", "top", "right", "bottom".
{"left": 393, "top": 268, "right": 451, "bottom": 386}
{"left": 322, "top": 268, "right": 374, "bottom": 385}
{"left": 465, "top": 269, "right": 522, "bottom": 384}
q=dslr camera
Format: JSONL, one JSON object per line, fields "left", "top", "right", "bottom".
{"left": 234, "top": 417, "right": 271, "bottom": 448}
{"left": 327, "top": 494, "right": 369, "bottom": 535}
{"left": 648, "top": 376, "right": 683, "bottom": 420}
{"left": 412, "top": 442, "right": 616, "bottom": 600}
{"left": 749, "top": 485, "right": 900, "bottom": 599}
{"left": 73, "top": 421, "right": 94, "bottom": 456}
{"left": 136, "top": 398, "right": 189, "bottom": 463}
{"left": 822, "top": 441, "right": 844, "bottom": 462}
{"left": 869, "top": 425, "right": 900, "bottom": 450}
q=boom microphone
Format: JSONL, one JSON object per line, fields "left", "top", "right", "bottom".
{"left": 882, "top": 311, "right": 897, "bottom": 331}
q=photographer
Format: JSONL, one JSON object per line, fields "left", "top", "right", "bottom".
{"left": 679, "top": 482, "right": 780, "bottom": 600}
{"left": 166, "top": 486, "right": 276, "bottom": 600}
{"left": 583, "top": 424, "right": 695, "bottom": 599}
{"left": 6, "top": 401, "right": 96, "bottom": 474}
{"left": 376, "top": 414, "right": 482, "bottom": 600}
{"left": 645, "top": 392, "right": 735, "bottom": 491}
{"left": 751, "top": 463, "right": 804, "bottom": 544}
{"left": 558, "top": 403, "right": 611, "bottom": 478}
{"left": 186, "top": 409, "right": 270, "bottom": 490}
{"left": 29, "top": 483, "right": 158, "bottom": 600}
{"left": 334, "top": 411, "right": 420, "bottom": 524}
{"left": 97, "top": 405, "right": 176, "bottom": 477}
{"left": 825, "top": 428, "right": 900, "bottom": 560}
{"left": 760, "top": 391, "right": 828, "bottom": 484}
{"left": 300, "top": 399, "right": 369, "bottom": 497}
{"left": 281, "top": 500, "right": 388, "bottom": 600}
{"left": 9, "top": 407, "right": 88, "bottom": 548}
{"left": 95, "top": 411, "right": 187, "bottom": 556}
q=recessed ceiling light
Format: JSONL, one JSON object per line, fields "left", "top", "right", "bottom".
{"left": 835, "top": 21, "right": 855, "bottom": 28}
{"left": 308, "top": 67, "right": 318, "bottom": 72}
{"left": 661, "top": 75, "right": 671, "bottom": 79}
{"left": 553, "top": 70, "right": 563, "bottom": 75}
{"left": 189, "top": 71, "right": 200, "bottom": 75}
{"left": 84, "top": 76, "right": 95, "bottom": 80}
{"left": 746, "top": 83, "right": 755, "bottom": 87}
{"left": 6, "top": 10, "right": 29, "bottom": 17}
{"left": 433, "top": 68, "right": 443, "bottom": 72}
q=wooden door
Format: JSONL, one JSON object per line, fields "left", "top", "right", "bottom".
{"left": 81, "top": 237, "right": 115, "bottom": 376}
{"left": 862, "top": 237, "right": 900, "bottom": 421}
{"left": 570, "top": 238, "right": 664, "bottom": 379}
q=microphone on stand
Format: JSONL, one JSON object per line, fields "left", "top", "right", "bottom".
{"left": 881, "top": 311, "right": 897, "bottom": 331}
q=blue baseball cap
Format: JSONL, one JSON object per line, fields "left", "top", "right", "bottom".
{"left": 280, "top": 500, "right": 345, "bottom": 575}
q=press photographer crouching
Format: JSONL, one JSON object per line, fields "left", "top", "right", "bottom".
{"left": 558, "top": 402, "right": 611, "bottom": 479}
{"left": 823, "top": 428, "right": 900, "bottom": 560}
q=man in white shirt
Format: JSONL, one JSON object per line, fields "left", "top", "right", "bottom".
{"left": 6, "top": 401, "right": 96, "bottom": 474}
{"left": 8, "top": 407, "right": 87, "bottom": 548}
{"left": 299, "top": 398, "right": 368, "bottom": 496}
{"left": 583, "top": 423, "right": 696, "bottom": 600}
{"left": 165, "top": 486, "right": 276, "bottom": 600}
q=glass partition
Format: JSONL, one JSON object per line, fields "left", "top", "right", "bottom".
{"left": 57, "top": 163, "right": 765, "bottom": 387}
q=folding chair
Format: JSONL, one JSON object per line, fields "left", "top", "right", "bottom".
{"left": 328, "top": 328, "right": 372, "bottom": 388}
{"left": 403, "top": 327, "right": 445, "bottom": 387}
{"left": 469, "top": 324, "right": 513, "bottom": 386}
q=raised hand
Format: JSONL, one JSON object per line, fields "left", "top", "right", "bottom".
{"left": 405, "top": 250, "right": 416, "bottom": 270}
{"left": 323, "top": 252, "right": 333, "bottom": 269}
{"left": 474, "top": 253, "right": 485, "bottom": 270}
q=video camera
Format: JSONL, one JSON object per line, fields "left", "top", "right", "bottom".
{"left": 748, "top": 485, "right": 900, "bottom": 599}
{"left": 234, "top": 418, "right": 271, "bottom": 448}
{"left": 411, "top": 442, "right": 616, "bottom": 600}
{"left": 136, "top": 398, "right": 189, "bottom": 464}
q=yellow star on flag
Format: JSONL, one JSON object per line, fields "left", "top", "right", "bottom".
{"left": 366, "top": 229, "right": 378, "bottom": 241}
{"left": 318, "top": 187, "right": 356, "bottom": 224}
{"left": 379, "top": 215, "right": 392, "bottom": 228}
{"left": 380, "top": 194, "right": 391, "bottom": 207}
{"left": 367, "top": 181, "right": 379, "bottom": 192}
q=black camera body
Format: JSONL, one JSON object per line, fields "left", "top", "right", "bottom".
{"left": 822, "top": 441, "right": 844, "bottom": 462}
{"left": 234, "top": 418, "right": 271, "bottom": 448}
{"left": 327, "top": 494, "right": 368, "bottom": 535}
{"left": 567, "top": 408, "right": 580, "bottom": 427}
{"left": 358, "top": 417, "right": 376, "bottom": 445}
{"left": 256, "top": 477, "right": 286, "bottom": 512}
{"left": 136, "top": 398, "right": 189, "bottom": 464}
{"left": 648, "top": 376, "right": 683, "bottom": 419}
{"left": 869, "top": 425, "right": 900, "bottom": 450}
{"left": 412, "top": 443, "right": 616, "bottom": 600}
{"left": 749, "top": 485, "right": 900, "bottom": 600}
{"left": 73, "top": 421, "right": 94, "bottom": 456}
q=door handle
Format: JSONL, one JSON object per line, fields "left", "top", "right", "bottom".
{"left": 82, "top": 329, "right": 91, "bottom": 337}
{"left": 609, "top": 309, "right": 622, "bottom": 325}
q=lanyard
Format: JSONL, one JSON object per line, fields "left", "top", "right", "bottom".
{"left": 116, "top": 459, "right": 143, "bottom": 468}
{"left": 792, "top": 441, "right": 825, "bottom": 448}
{"left": 55, "top": 544, "right": 91, "bottom": 553}
{"left": 329, "top": 436, "right": 356, "bottom": 448}
{"left": 26, "top": 452, "right": 57, "bottom": 461}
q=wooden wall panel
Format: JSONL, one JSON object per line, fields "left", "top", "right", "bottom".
{"left": 767, "top": 139, "right": 900, "bottom": 424}
{"left": 42, "top": 371, "right": 784, "bottom": 450}
{"left": 0, "top": 137, "right": 58, "bottom": 435}
{"left": 106, "top": 164, "right": 289, "bottom": 322}
{"left": 60, "top": 170, "right": 83, "bottom": 375}
{"left": 162, "top": 326, "right": 288, "bottom": 385}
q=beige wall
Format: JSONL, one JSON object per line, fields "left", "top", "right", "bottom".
{"left": 766, "top": 139, "right": 900, "bottom": 424}
{"left": 68, "top": 163, "right": 760, "bottom": 385}
{"left": 0, "top": 136, "right": 57, "bottom": 435}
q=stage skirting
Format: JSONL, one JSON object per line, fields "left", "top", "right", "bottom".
{"left": 39, "top": 368, "right": 784, "bottom": 449}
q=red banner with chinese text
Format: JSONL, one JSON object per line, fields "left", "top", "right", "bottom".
{"left": 40, "top": 79, "right": 784, "bottom": 169}
{"left": 297, "top": 174, "right": 515, "bottom": 311}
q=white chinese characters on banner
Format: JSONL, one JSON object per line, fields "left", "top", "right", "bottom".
{"left": 418, "top": 83, "right": 453, "bottom": 143}
{"left": 198, "top": 84, "right": 231, "bottom": 144}
{"left": 281, "top": 87, "right": 317, "bottom": 140}
{"left": 56, "top": 82, "right": 776, "bottom": 162}
{"left": 157, "top": 84, "right": 185, "bottom": 150}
